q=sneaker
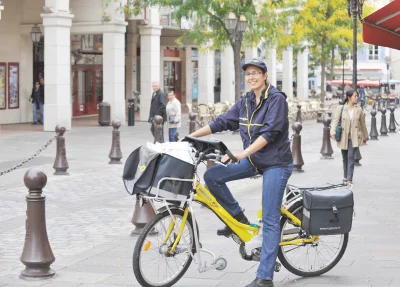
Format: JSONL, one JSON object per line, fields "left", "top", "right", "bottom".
{"left": 245, "top": 278, "right": 274, "bottom": 287}
{"left": 217, "top": 211, "right": 250, "bottom": 236}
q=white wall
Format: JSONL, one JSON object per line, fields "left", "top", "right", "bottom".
{"left": 0, "top": 0, "right": 24, "bottom": 124}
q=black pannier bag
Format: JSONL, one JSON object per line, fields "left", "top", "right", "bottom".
{"left": 302, "top": 188, "right": 354, "bottom": 235}
{"left": 123, "top": 146, "right": 195, "bottom": 199}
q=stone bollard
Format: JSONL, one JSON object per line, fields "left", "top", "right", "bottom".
{"left": 53, "top": 125, "right": 69, "bottom": 175}
{"left": 388, "top": 106, "right": 396, "bottom": 133}
{"left": 380, "top": 107, "right": 389, "bottom": 136}
{"left": 320, "top": 117, "right": 334, "bottom": 159}
{"left": 20, "top": 168, "right": 55, "bottom": 279}
{"left": 189, "top": 112, "right": 197, "bottom": 134}
{"left": 291, "top": 122, "right": 304, "bottom": 172}
{"left": 354, "top": 148, "right": 362, "bottom": 166}
{"left": 295, "top": 105, "right": 302, "bottom": 123}
{"left": 153, "top": 115, "right": 163, "bottom": 143}
{"left": 108, "top": 119, "right": 123, "bottom": 164}
{"left": 369, "top": 109, "right": 379, "bottom": 140}
{"left": 317, "top": 111, "right": 323, "bottom": 123}
{"left": 131, "top": 196, "right": 157, "bottom": 235}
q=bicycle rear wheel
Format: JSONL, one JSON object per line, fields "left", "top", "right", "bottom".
{"left": 278, "top": 201, "right": 348, "bottom": 277}
{"left": 133, "top": 208, "right": 196, "bottom": 287}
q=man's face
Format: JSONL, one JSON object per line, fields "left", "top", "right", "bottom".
{"left": 40, "top": 78, "right": 44, "bottom": 85}
{"left": 152, "top": 83, "right": 160, "bottom": 92}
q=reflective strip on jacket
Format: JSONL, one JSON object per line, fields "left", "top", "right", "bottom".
{"left": 209, "top": 84, "right": 293, "bottom": 171}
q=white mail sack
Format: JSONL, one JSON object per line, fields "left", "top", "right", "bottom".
{"left": 146, "top": 141, "right": 194, "bottom": 165}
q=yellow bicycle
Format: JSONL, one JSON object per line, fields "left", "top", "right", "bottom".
{"left": 132, "top": 136, "right": 349, "bottom": 287}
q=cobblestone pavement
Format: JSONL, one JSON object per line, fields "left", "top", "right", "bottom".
{"left": 1, "top": 107, "right": 400, "bottom": 287}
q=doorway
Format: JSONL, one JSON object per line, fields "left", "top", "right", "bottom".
{"left": 163, "top": 61, "right": 182, "bottom": 102}
{"left": 72, "top": 65, "right": 103, "bottom": 117}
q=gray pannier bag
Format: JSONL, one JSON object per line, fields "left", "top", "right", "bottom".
{"left": 302, "top": 188, "right": 354, "bottom": 235}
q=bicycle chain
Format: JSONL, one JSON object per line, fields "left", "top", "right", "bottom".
{"left": 0, "top": 135, "right": 58, "bottom": 176}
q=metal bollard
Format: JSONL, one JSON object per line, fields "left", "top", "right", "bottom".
{"left": 369, "top": 109, "right": 379, "bottom": 140}
{"left": 388, "top": 106, "right": 396, "bottom": 133}
{"left": 20, "top": 168, "right": 55, "bottom": 279}
{"left": 354, "top": 148, "right": 362, "bottom": 166}
{"left": 316, "top": 111, "right": 323, "bottom": 123}
{"left": 380, "top": 107, "right": 389, "bottom": 136}
{"left": 131, "top": 196, "right": 157, "bottom": 235}
{"left": 189, "top": 112, "right": 197, "bottom": 134}
{"left": 295, "top": 105, "right": 302, "bottom": 123}
{"left": 327, "top": 110, "right": 333, "bottom": 118}
{"left": 53, "top": 125, "right": 69, "bottom": 175}
{"left": 377, "top": 98, "right": 382, "bottom": 112}
{"left": 108, "top": 119, "right": 123, "bottom": 164}
{"left": 291, "top": 122, "right": 304, "bottom": 172}
{"left": 320, "top": 117, "right": 334, "bottom": 159}
{"left": 153, "top": 115, "right": 163, "bottom": 143}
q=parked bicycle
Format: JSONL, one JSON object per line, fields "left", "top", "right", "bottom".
{"left": 124, "top": 136, "right": 353, "bottom": 287}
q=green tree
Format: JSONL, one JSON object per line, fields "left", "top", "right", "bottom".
{"left": 111, "top": 0, "right": 292, "bottom": 100}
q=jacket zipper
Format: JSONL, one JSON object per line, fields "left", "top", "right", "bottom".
{"left": 245, "top": 84, "right": 271, "bottom": 169}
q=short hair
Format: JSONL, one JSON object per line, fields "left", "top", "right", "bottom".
{"left": 168, "top": 90, "right": 175, "bottom": 94}
{"left": 152, "top": 81, "right": 159, "bottom": 86}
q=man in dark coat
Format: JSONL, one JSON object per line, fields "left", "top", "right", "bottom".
{"left": 148, "top": 81, "right": 167, "bottom": 142}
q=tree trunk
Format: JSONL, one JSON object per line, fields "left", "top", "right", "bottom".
{"left": 233, "top": 43, "right": 241, "bottom": 101}
{"left": 320, "top": 42, "right": 326, "bottom": 106}
{"left": 330, "top": 48, "right": 335, "bottom": 81}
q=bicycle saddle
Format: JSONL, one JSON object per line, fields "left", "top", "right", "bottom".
{"left": 183, "top": 136, "right": 229, "bottom": 154}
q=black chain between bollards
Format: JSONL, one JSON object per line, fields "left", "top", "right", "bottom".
{"left": 0, "top": 135, "right": 58, "bottom": 176}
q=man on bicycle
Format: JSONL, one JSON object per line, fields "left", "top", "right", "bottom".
{"left": 190, "top": 58, "right": 293, "bottom": 287}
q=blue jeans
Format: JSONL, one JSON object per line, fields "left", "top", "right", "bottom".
{"left": 168, "top": 128, "right": 177, "bottom": 142}
{"left": 204, "top": 159, "right": 293, "bottom": 281}
{"left": 33, "top": 102, "right": 44, "bottom": 123}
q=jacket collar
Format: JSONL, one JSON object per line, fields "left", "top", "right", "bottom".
{"left": 248, "top": 84, "right": 270, "bottom": 103}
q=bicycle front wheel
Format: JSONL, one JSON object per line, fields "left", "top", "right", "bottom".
{"left": 133, "top": 208, "right": 196, "bottom": 287}
{"left": 278, "top": 202, "right": 348, "bottom": 277}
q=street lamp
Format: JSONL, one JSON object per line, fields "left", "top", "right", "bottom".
{"left": 385, "top": 56, "right": 391, "bottom": 95}
{"left": 341, "top": 52, "right": 347, "bottom": 98}
{"left": 223, "top": 12, "right": 248, "bottom": 100}
{"left": 30, "top": 24, "right": 42, "bottom": 82}
{"left": 347, "top": 0, "right": 365, "bottom": 90}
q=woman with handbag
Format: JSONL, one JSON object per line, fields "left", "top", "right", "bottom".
{"left": 166, "top": 90, "right": 181, "bottom": 142}
{"left": 330, "top": 90, "right": 369, "bottom": 183}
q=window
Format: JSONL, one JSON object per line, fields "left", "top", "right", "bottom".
{"left": 369, "top": 45, "right": 379, "bottom": 60}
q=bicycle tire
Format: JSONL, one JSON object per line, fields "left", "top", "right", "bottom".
{"left": 278, "top": 201, "right": 349, "bottom": 277}
{"left": 133, "top": 208, "right": 196, "bottom": 287}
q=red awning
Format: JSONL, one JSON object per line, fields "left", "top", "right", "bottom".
{"left": 357, "top": 80, "right": 380, "bottom": 87}
{"left": 362, "top": 0, "right": 400, "bottom": 50}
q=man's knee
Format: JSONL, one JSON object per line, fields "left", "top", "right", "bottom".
{"left": 204, "top": 168, "right": 220, "bottom": 186}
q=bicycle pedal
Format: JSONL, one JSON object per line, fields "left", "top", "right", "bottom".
{"left": 274, "top": 262, "right": 281, "bottom": 272}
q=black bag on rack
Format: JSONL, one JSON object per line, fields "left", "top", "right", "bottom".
{"left": 123, "top": 146, "right": 195, "bottom": 199}
{"left": 302, "top": 188, "right": 354, "bottom": 235}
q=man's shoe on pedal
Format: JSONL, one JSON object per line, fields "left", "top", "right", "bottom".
{"left": 245, "top": 278, "right": 274, "bottom": 287}
{"left": 217, "top": 211, "right": 249, "bottom": 236}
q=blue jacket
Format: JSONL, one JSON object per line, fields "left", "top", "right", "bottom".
{"left": 209, "top": 84, "right": 293, "bottom": 171}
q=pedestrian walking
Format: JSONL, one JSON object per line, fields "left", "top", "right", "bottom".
{"left": 330, "top": 90, "right": 369, "bottom": 183}
{"left": 190, "top": 58, "right": 293, "bottom": 287}
{"left": 148, "top": 81, "right": 167, "bottom": 143}
{"left": 30, "top": 81, "right": 44, "bottom": 125}
{"left": 166, "top": 90, "right": 181, "bottom": 142}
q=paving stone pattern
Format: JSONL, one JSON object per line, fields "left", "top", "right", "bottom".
{"left": 1, "top": 108, "right": 400, "bottom": 286}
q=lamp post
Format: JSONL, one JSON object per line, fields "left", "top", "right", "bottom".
{"left": 347, "top": 0, "right": 364, "bottom": 90}
{"left": 385, "top": 56, "right": 391, "bottom": 95}
{"left": 30, "top": 25, "right": 42, "bottom": 82}
{"left": 223, "top": 12, "right": 248, "bottom": 101}
{"left": 341, "top": 52, "right": 347, "bottom": 99}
